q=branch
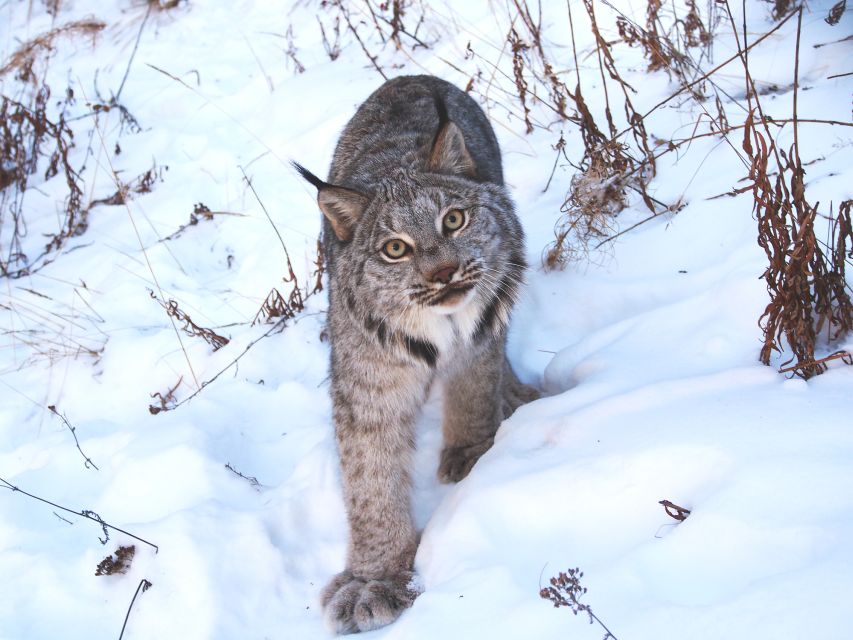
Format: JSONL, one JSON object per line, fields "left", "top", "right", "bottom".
{"left": 48, "top": 405, "right": 99, "bottom": 471}
{"left": 0, "top": 476, "right": 159, "bottom": 552}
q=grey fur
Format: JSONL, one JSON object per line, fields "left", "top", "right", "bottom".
{"left": 296, "top": 75, "right": 538, "bottom": 634}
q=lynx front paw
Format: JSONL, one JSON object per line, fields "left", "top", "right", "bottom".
{"left": 438, "top": 439, "right": 493, "bottom": 483}
{"left": 321, "top": 570, "right": 420, "bottom": 634}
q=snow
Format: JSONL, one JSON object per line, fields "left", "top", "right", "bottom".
{"left": 1, "top": 1, "right": 852, "bottom": 639}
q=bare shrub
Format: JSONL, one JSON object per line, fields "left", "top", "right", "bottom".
{"left": 0, "top": 90, "right": 85, "bottom": 277}
{"left": 729, "top": 5, "right": 853, "bottom": 378}
{"left": 253, "top": 285, "right": 305, "bottom": 325}
{"left": 0, "top": 17, "right": 103, "bottom": 277}
{"left": 285, "top": 25, "right": 306, "bottom": 73}
{"left": 311, "top": 1, "right": 432, "bottom": 76}
{"left": 541, "top": 0, "right": 660, "bottom": 269}
{"left": 615, "top": 0, "right": 719, "bottom": 96}
{"left": 508, "top": 0, "right": 568, "bottom": 121}
{"left": 544, "top": 156, "right": 623, "bottom": 269}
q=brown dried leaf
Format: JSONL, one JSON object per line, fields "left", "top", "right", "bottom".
{"left": 659, "top": 500, "right": 691, "bottom": 521}
{"left": 95, "top": 545, "right": 136, "bottom": 576}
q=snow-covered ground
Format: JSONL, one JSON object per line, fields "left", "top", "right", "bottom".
{"left": 1, "top": 1, "right": 851, "bottom": 638}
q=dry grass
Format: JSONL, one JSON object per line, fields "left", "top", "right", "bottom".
{"left": 0, "top": 19, "right": 105, "bottom": 80}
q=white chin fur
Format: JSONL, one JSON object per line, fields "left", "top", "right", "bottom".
{"left": 429, "top": 288, "right": 476, "bottom": 316}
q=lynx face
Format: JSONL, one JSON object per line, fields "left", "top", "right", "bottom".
{"left": 349, "top": 173, "right": 516, "bottom": 330}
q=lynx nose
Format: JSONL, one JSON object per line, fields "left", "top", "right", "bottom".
{"left": 429, "top": 264, "right": 457, "bottom": 284}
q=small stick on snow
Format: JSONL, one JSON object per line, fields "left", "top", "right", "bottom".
{"left": 118, "top": 579, "right": 153, "bottom": 640}
{"left": 48, "top": 405, "right": 99, "bottom": 471}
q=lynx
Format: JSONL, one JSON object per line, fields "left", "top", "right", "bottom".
{"left": 294, "top": 75, "right": 538, "bottom": 634}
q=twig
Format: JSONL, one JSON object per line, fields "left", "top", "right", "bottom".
{"left": 542, "top": 133, "right": 567, "bottom": 193}
{"left": 376, "top": 13, "right": 430, "bottom": 49}
{"left": 115, "top": 3, "right": 153, "bottom": 101}
{"left": 145, "top": 63, "right": 291, "bottom": 171}
{"left": 340, "top": 4, "right": 387, "bottom": 80}
{"left": 627, "top": 116, "right": 852, "bottom": 186}
{"left": 48, "top": 405, "right": 99, "bottom": 470}
{"left": 243, "top": 35, "right": 274, "bottom": 92}
{"left": 149, "top": 376, "right": 183, "bottom": 415}
{"left": 171, "top": 316, "right": 290, "bottom": 410}
{"left": 148, "top": 290, "right": 229, "bottom": 352}
{"left": 594, "top": 211, "right": 663, "bottom": 249}
{"left": 225, "top": 463, "right": 261, "bottom": 490}
{"left": 118, "top": 579, "right": 153, "bottom": 640}
{"left": 238, "top": 166, "right": 295, "bottom": 276}
{"left": 0, "top": 476, "right": 159, "bottom": 552}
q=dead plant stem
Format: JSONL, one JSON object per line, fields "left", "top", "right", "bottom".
{"left": 48, "top": 404, "right": 98, "bottom": 470}
{"left": 239, "top": 166, "right": 295, "bottom": 276}
{"left": 118, "top": 579, "right": 153, "bottom": 640}
{"left": 0, "top": 476, "right": 159, "bottom": 552}
{"left": 115, "top": 3, "right": 153, "bottom": 101}
{"left": 792, "top": 7, "right": 802, "bottom": 163}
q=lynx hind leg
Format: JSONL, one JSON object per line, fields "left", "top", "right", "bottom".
{"left": 501, "top": 358, "right": 540, "bottom": 420}
{"left": 438, "top": 359, "right": 540, "bottom": 484}
{"left": 322, "top": 570, "right": 420, "bottom": 635}
{"left": 438, "top": 439, "right": 495, "bottom": 485}
{"left": 438, "top": 346, "right": 505, "bottom": 484}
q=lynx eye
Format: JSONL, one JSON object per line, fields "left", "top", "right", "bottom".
{"left": 442, "top": 209, "right": 466, "bottom": 234}
{"left": 382, "top": 238, "right": 410, "bottom": 260}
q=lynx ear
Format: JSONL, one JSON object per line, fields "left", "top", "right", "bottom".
{"left": 317, "top": 186, "right": 369, "bottom": 241}
{"left": 293, "top": 162, "right": 369, "bottom": 242}
{"left": 428, "top": 120, "right": 477, "bottom": 178}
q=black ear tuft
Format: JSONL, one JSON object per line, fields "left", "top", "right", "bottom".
{"left": 293, "top": 161, "right": 370, "bottom": 242}
{"left": 292, "top": 161, "right": 327, "bottom": 190}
